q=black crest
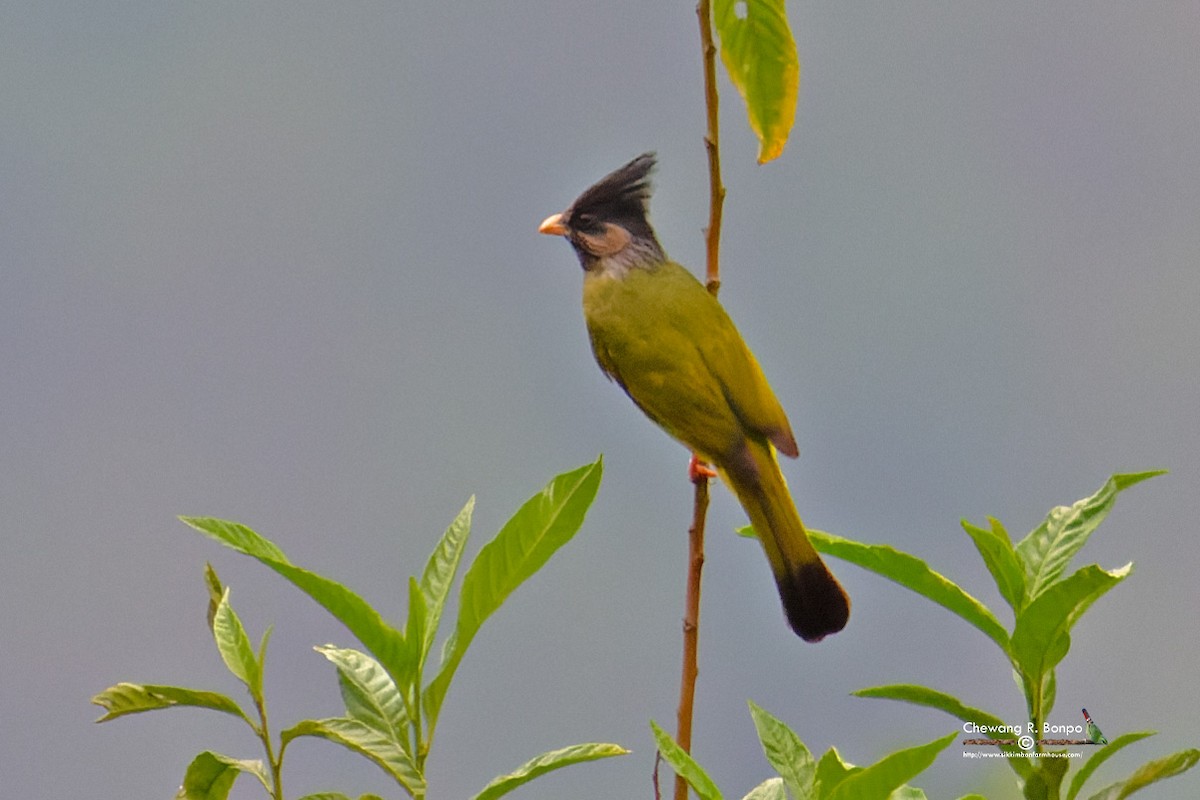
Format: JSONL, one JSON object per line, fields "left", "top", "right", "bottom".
{"left": 563, "top": 153, "right": 662, "bottom": 262}
{"left": 569, "top": 152, "right": 657, "bottom": 221}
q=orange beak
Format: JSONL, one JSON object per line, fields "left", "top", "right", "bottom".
{"left": 538, "top": 213, "right": 568, "bottom": 236}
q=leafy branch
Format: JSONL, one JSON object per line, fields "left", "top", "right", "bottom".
{"left": 801, "top": 470, "right": 1198, "bottom": 800}
{"left": 655, "top": 700, "right": 959, "bottom": 800}
{"left": 94, "top": 460, "right": 627, "bottom": 800}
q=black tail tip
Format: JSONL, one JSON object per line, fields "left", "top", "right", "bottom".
{"left": 778, "top": 562, "right": 850, "bottom": 643}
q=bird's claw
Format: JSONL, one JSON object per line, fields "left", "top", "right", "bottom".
{"left": 688, "top": 454, "right": 717, "bottom": 483}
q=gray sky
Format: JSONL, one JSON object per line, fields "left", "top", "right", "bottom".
{"left": 3, "top": 4, "right": 1198, "bottom": 798}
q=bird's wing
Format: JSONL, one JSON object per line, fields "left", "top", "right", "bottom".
{"left": 688, "top": 283, "right": 798, "bottom": 458}
{"left": 584, "top": 260, "right": 797, "bottom": 460}
{"left": 591, "top": 313, "right": 743, "bottom": 459}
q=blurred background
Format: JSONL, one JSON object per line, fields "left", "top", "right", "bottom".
{"left": 3, "top": 4, "right": 1198, "bottom": 798}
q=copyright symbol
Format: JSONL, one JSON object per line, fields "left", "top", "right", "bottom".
{"left": 1018, "top": 735, "right": 1035, "bottom": 751}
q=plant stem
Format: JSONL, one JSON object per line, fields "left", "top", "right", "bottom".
{"left": 670, "top": 3, "right": 724, "bottom": 800}
{"left": 254, "top": 695, "right": 284, "bottom": 799}
{"left": 674, "top": 476, "right": 710, "bottom": 800}
{"left": 698, "top": 0, "right": 725, "bottom": 295}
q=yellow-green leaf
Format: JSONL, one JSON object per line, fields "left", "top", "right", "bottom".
{"left": 826, "top": 733, "right": 956, "bottom": 800}
{"left": 472, "top": 742, "right": 629, "bottom": 800}
{"left": 1086, "top": 748, "right": 1200, "bottom": 800}
{"left": 650, "top": 720, "right": 723, "bottom": 800}
{"left": 747, "top": 700, "right": 814, "bottom": 799}
{"left": 282, "top": 717, "right": 424, "bottom": 795}
{"left": 181, "top": 516, "right": 412, "bottom": 694}
{"left": 422, "top": 459, "right": 602, "bottom": 739}
{"left": 211, "top": 589, "right": 261, "bottom": 697}
{"left": 713, "top": 0, "right": 799, "bottom": 163}
{"left": 175, "top": 751, "right": 268, "bottom": 800}
{"left": 91, "top": 682, "right": 249, "bottom": 724}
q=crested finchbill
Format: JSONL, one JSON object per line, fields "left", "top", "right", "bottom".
{"left": 540, "top": 153, "right": 849, "bottom": 642}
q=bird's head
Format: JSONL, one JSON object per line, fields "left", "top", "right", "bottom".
{"left": 539, "top": 152, "right": 666, "bottom": 273}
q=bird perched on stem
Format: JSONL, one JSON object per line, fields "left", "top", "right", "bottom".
{"left": 538, "top": 153, "right": 849, "bottom": 642}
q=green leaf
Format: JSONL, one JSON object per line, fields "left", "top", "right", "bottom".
{"left": 826, "top": 733, "right": 956, "bottom": 800}
{"left": 814, "top": 747, "right": 857, "bottom": 796}
{"left": 316, "top": 646, "right": 411, "bottom": 756}
{"left": 257, "top": 625, "right": 273, "bottom": 676}
{"left": 748, "top": 699, "right": 814, "bottom": 799}
{"left": 181, "top": 516, "right": 413, "bottom": 694}
{"left": 211, "top": 589, "right": 262, "bottom": 698}
{"left": 852, "top": 685, "right": 1005, "bottom": 730}
{"left": 743, "top": 777, "right": 788, "bottom": 800}
{"left": 1027, "top": 749, "right": 1071, "bottom": 799}
{"left": 1010, "top": 563, "right": 1132, "bottom": 686}
{"left": 651, "top": 720, "right": 723, "bottom": 800}
{"left": 1042, "top": 667, "right": 1058, "bottom": 725}
{"left": 962, "top": 518, "right": 1026, "bottom": 613}
{"left": 282, "top": 717, "right": 424, "bottom": 795}
{"left": 1086, "top": 748, "right": 1200, "bottom": 800}
{"left": 471, "top": 742, "right": 629, "bottom": 800}
{"left": 712, "top": 0, "right": 799, "bottom": 163}
{"left": 888, "top": 788, "right": 927, "bottom": 800}
{"left": 92, "top": 683, "right": 250, "bottom": 725}
{"left": 403, "top": 576, "right": 427, "bottom": 710}
{"left": 204, "top": 563, "right": 223, "bottom": 631}
{"left": 175, "top": 751, "right": 268, "bottom": 800}
{"left": 807, "top": 529, "right": 1010, "bottom": 652}
{"left": 1067, "top": 731, "right": 1156, "bottom": 800}
{"left": 851, "top": 685, "right": 1032, "bottom": 780}
{"left": 186, "top": 517, "right": 289, "bottom": 562}
{"left": 422, "top": 459, "right": 602, "bottom": 737}
{"left": 419, "top": 497, "right": 473, "bottom": 669}
{"left": 1014, "top": 471, "right": 1164, "bottom": 601}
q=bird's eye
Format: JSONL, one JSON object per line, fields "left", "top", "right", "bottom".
{"left": 573, "top": 212, "right": 598, "bottom": 231}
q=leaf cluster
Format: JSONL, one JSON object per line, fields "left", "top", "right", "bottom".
{"left": 804, "top": 471, "right": 1198, "bottom": 800}
{"left": 654, "top": 701, "right": 964, "bottom": 800}
{"left": 93, "top": 460, "right": 627, "bottom": 800}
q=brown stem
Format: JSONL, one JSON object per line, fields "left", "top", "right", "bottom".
{"left": 673, "top": 476, "right": 710, "bottom": 800}
{"left": 669, "top": 7, "right": 723, "bottom": 799}
{"left": 698, "top": 0, "right": 725, "bottom": 296}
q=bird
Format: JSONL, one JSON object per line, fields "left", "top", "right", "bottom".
{"left": 538, "top": 152, "right": 849, "bottom": 642}
{"left": 1082, "top": 708, "right": 1108, "bottom": 745}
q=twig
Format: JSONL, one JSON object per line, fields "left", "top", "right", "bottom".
{"left": 669, "top": 3, "right": 724, "bottom": 800}
{"left": 698, "top": 0, "right": 726, "bottom": 295}
{"left": 673, "top": 475, "right": 710, "bottom": 800}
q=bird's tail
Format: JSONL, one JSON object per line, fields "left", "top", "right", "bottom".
{"left": 721, "top": 439, "right": 850, "bottom": 642}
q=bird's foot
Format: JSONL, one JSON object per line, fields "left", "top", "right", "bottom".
{"left": 688, "top": 454, "right": 717, "bottom": 483}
